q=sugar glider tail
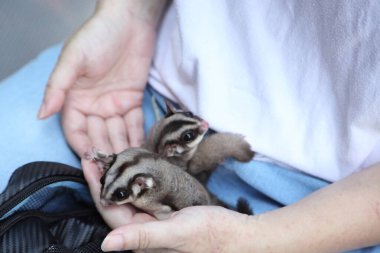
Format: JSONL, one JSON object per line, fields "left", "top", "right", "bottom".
{"left": 236, "top": 197, "right": 254, "bottom": 215}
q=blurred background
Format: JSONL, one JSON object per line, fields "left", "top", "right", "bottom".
{"left": 0, "top": 0, "right": 96, "bottom": 81}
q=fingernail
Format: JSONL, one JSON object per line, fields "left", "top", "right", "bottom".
{"left": 101, "top": 234, "right": 125, "bottom": 252}
{"left": 38, "top": 104, "right": 47, "bottom": 119}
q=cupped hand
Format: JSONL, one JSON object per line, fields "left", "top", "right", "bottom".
{"left": 84, "top": 154, "right": 254, "bottom": 252}
{"left": 100, "top": 203, "right": 255, "bottom": 252}
{"left": 38, "top": 3, "right": 157, "bottom": 155}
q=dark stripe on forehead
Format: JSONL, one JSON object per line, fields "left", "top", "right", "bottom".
{"left": 104, "top": 152, "right": 157, "bottom": 196}
{"left": 116, "top": 160, "right": 140, "bottom": 180}
{"left": 155, "top": 119, "right": 197, "bottom": 152}
{"left": 115, "top": 152, "right": 158, "bottom": 180}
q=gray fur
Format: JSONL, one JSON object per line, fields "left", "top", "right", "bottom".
{"left": 99, "top": 147, "right": 213, "bottom": 220}
{"left": 188, "top": 132, "right": 255, "bottom": 175}
{"left": 145, "top": 105, "right": 255, "bottom": 181}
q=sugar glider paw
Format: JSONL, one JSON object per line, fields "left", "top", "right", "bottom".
{"left": 234, "top": 136, "right": 255, "bottom": 162}
{"left": 83, "top": 147, "right": 98, "bottom": 161}
{"left": 83, "top": 147, "right": 116, "bottom": 172}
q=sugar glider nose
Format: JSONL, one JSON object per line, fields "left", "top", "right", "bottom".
{"left": 199, "top": 120, "right": 209, "bottom": 133}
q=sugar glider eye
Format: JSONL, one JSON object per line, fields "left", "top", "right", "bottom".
{"left": 182, "top": 130, "right": 197, "bottom": 142}
{"left": 112, "top": 188, "right": 129, "bottom": 201}
{"left": 183, "top": 111, "right": 194, "bottom": 118}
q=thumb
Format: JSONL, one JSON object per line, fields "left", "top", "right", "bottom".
{"left": 101, "top": 220, "right": 183, "bottom": 252}
{"left": 81, "top": 159, "right": 102, "bottom": 198}
{"left": 38, "top": 47, "right": 81, "bottom": 119}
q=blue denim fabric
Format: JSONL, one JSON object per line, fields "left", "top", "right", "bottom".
{"left": 0, "top": 45, "right": 378, "bottom": 252}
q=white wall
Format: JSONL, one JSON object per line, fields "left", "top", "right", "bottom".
{"left": 0, "top": 0, "right": 96, "bottom": 81}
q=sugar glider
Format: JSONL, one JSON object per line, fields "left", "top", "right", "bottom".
{"left": 86, "top": 147, "right": 214, "bottom": 220}
{"left": 145, "top": 101, "right": 255, "bottom": 183}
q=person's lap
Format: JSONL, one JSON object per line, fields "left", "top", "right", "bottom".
{"left": 0, "top": 45, "right": 80, "bottom": 192}
{"left": 0, "top": 45, "right": 378, "bottom": 252}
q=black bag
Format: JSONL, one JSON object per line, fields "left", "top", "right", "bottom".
{"left": 0, "top": 161, "right": 128, "bottom": 253}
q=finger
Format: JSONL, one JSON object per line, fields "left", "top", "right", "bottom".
{"left": 106, "top": 116, "right": 129, "bottom": 153}
{"left": 101, "top": 220, "right": 185, "bottom": 252}
{"left": 38, "top": 46, "right": 82, "bottom": 119}
{"left": 82, "top": 159, "right": 103, "bottom": 201}
{"left": 82, "top": 159, "right": 114, "bottom": 209}
{"left": 87, "top": 116, "right": 113, "bottom": 153}
{"left": 62, "top": 108, "right": 92, "bottom": 157}
{"left": 124, "top": 107, "right": 145, "bottom": 147}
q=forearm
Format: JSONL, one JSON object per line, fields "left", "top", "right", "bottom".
{"left": 96, "top": 0, "right": 168, "bottom": 28}
{"left": 247, "top": 163, "right": 380, "bottom": 253}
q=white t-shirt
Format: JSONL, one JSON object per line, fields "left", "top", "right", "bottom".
{"left": 148, "top": 0, "right": 380, "bottom": 182}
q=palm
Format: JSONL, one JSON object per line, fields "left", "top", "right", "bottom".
{"left": 44, "top": 13, "right": 156, "bottom": 155}
{"left": 41, "top": 5, "right": 160, "bottom": 229}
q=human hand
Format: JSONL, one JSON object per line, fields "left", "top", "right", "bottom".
{"left": 38, "top": 0, "right": 167, "bottom": 155}
{"left": 100, "top": 204, "right": 255, "bottom": 252}
{"left": 82, "top": 146, "right": 255, "bottom": 252}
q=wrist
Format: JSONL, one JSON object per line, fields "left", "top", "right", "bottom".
{"left": 216, "top": 212, "right": 264, "bottom": 253}
{"left": 238, "top": 214, "right": 272, "bottom": 253}
{"left": 96, "top": 0, "right": 168, "bottom": 28}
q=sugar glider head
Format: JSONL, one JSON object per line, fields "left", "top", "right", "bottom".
{"left": 99, "top": 148, "right": 158, "bottom": 206}
{"left": 148, "top": 100, "right": 209, "bottom": 160}
{"left": 101, "top": 173, "right": 156, "bottom": 206}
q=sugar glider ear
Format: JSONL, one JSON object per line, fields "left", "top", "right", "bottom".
{"left": 165, "top": 99, "right": 177, "bottom": 117}
{"left": 130, "top": 174, "right": 155, "bottom": 197}
{"left": 133, "top": 174, "right": 156, "bottom": 190}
